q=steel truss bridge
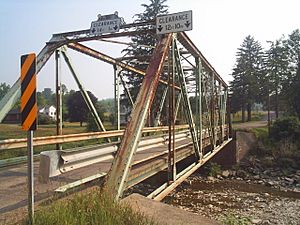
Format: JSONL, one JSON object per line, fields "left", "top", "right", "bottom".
{"left": 0, "top": 18, "right": 232, "bottom": 209}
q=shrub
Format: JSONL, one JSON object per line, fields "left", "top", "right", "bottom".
{"left": 38, "top": 114, "right": 55, "bottom": 125}
{"left": 206, "top": 162, "right": 221, "bottom": 177}
{"left": 86, "top": 114, "right": 99, "bottom": 132}
{"left": 269, "top": 116, "right": 300, "bottom": 142}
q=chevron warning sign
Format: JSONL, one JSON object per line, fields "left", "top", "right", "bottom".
{"left": 21, "top": 53, "right": 37, "bottom": 131}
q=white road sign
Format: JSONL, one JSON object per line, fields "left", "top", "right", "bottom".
{"left": 156, "top": 10, "right": 192, "bottom": 34}
{"left": 90, "top": 16, "right": 121, "bottom": 35}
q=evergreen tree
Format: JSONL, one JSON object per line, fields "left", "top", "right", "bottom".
{"left": 284, "top": 29, "right": 300, "bottom": 117}
{"left": 0, "top": 82, "right": 10, "bottom": 100}
{"left": 265, "top": 39, "right": 290, "bottom": 118}
{"left": 121, "top": 0, "right": 168, "bottom": 125}
{"left": 230, "top": 35, "right": 265, "bottom": 121}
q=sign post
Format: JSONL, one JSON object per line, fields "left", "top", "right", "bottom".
{"left": 21, "top": 53, "right": 37, "bottom": 225}
{"left": 156, "top": 10, "right": 192, "bottom": 34}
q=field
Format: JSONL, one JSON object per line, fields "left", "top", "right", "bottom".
{"left": 232, "top": 111, "right": 265, "bottom": 123}
{"left": 0, "top": 122, "right": 115, "bottom": 160}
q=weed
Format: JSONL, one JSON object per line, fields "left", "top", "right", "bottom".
{"left": 220, "top": 213, "right": 251, "bottom": 225}
{"left": 207, "top": 162, "right": 221, "bottom": 177}
{"left": 24, "top": 190, "right": 155, "bottom": 225}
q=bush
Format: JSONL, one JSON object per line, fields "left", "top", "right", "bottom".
{"left": 269, "top": 116, "right": 300, "bottom": 142}
{"left": 38, "top": 114, "right": 55, "bottom": 125}
{"left": 86, "top": 114, "right": 99, "bottom": 132}
{"left": 206, "top": 162, "right": 221, "bottom": 177}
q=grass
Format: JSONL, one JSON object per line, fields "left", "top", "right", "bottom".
{"left": 0, "top": 122, "right": 87, "bottom": 140}
{"left": 251, "top": 127, "right": 269, "bottom": 139}
{"left": 24, "top": 189, "right": 155, "bottom": 225}
{"left": 232, "top": 111, "right": 265, "bottom": 123}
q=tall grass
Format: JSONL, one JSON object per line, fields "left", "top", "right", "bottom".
{"left": 25, "top": 190, "right": 155, "bottom": 225}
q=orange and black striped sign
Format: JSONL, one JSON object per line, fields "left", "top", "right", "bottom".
{"left": 21, "top": 53, "right": 37, "bottom": 131}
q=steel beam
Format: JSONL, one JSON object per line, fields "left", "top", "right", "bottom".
{"left": 104, "top": 33, "right": 172, "bottom": 200}
{"left": 177, "top": 32, "right": 227, "bottom": 88}
{"left": 173, "top": 40, "right": 201, "bottom": 160}
{"left": 114, "top": 65, "right": 121, "bottom": 131}
{"left": 67, "top": 42, "right": 181, "bottom": 90}
{"left": 154, "top": 86, "right": 168, "bottom": 127}
{"left": 195, "top": 58, "right": 203, "bottom": 157}
{"left": 55, "top": 50, "right": 63, "bottom": 150}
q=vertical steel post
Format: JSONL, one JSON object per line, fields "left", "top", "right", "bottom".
{"left": 119, "top": 72, "right": 134, "bottom": 106}
{"left": 171, "top": 35, "right": 176, "bottom": 180}
{"left": 114, "top": 65, "right": 121, "bottom": 131}
{"left": 174, "top": 92, "right": 182, "bottom": 120}
{"left": 211, "top": 72, "right": 216, "bottom": 149}
{"left": 173, "top": 40, "right": 201, "bottom": 159}
{"left": 227, "top": 94, "right": 232, "bottom": 138}
{"left": 195, "top": 58, "right": 202, "bottom": 157}
{"left": 167, "top": 44, "right": 172, "bottom": 183}
{"left": 154, "top": 86, "right": 168, "bottom": 127}
{"left": 55, "top": 50, "right": 63, "bottom": 150}
{"left": 168, "top": 35, "right": 176, "bottom": 183}
{"left": 27, "top": 130, "right": 34, "bottom": 224}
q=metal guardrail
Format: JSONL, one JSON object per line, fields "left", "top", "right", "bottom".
{"left": 0, "top": 125, "right": 189, "bottom": 150}
{"left": 39, "top": 131, "right": 191, "bottom": 182}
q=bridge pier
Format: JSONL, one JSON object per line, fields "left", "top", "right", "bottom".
{"left": 210, "top": 131, "right": 257, "bottom": 168}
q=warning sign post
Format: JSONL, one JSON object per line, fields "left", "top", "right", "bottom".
{"left": 20, "top": 53, "right": 37, "bottom": 225}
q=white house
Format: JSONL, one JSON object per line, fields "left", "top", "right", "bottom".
{"left": 39, "top": 105, "right": 56, "bottom": 120}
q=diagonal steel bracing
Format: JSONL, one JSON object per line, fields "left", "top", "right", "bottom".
{"left": 60, "top": 49, "right": 108, "bottom": 135}
{"left": 104, "top": 33, "right": 172, "bottom": 200}
{"left": 173, "top": 39, "right": 201, "bottom": 160}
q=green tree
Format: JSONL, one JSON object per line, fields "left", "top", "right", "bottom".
{"left": 284, "top": 29, "right": 300, "bottom": 118}
{"left": 0, "top": 82, "right": 10, "bottom": 100}
{"left": 265, "top": 39, "right": 290, "bottom": 118}
{"left": 66, "top": 91, "right": 98, "bottom": 126}
{"left": 37, "top": 92, "right": 46, "bottom": 107}
{"left": 121, "top": 0, "right": 168, "bottom": 125}
{"left": 230, "top": 35, "right": 265, "bottom": 122}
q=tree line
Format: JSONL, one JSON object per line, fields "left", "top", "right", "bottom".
{"left": 0, "top": 83, "right": 114, "bottom": 128}
{"left": 230, "top": 29, "right": 300, "bottom": 121}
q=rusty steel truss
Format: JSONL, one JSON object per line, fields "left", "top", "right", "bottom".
{"left": 0, "top": 19, "right": 231, "bottom": 200}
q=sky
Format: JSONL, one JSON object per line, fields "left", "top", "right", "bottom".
{"left": 0, "top": 0, "right": 299, "bottom": 100}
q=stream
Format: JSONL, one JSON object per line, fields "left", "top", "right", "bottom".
{"left": 165, "top": 174, "right": 300, "bottom": 225}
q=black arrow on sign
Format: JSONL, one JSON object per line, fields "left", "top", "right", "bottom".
{"left": 157, "top": 25, "right": 163, "bottom": 32}
{"left": 113, "top": 25, "right": 118, "bottom": 30}
{"left": 185, "top": 21, "right": 190, "bottom": 28}
{"left": 91, "top": 28, "right": 96, "bottom": 33}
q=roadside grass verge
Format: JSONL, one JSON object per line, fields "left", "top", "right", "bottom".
{"left": 24, "top": 190, "right": 155, "bottom": 225}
